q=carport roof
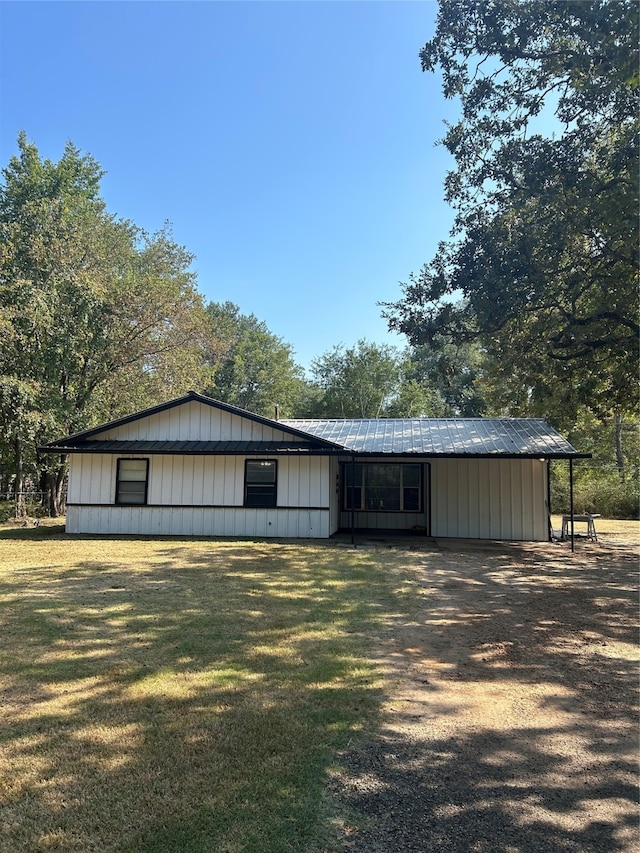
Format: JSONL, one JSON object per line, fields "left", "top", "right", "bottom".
{"left": 281, "top": 417, "right": 587, "bottom": 458}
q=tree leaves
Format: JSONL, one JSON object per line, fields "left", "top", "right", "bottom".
{"left": 0, "top": 134, "right": 209, "bottom": 500}
{"left": 203, "top": 301, "right": 306, "bottom": 417}
{"left": 384, "top": 0, "right": 639, "bottom": 418}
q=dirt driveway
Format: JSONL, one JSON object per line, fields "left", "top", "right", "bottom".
{"left": 328, "top": 535, "right": 639, "bottom": 852}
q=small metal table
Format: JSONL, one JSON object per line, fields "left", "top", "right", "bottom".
{"left": 561, "top": 514, "right": 600, "bottom": 541}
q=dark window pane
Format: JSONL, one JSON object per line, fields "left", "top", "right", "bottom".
{"left": 116, "top": 459, "right": 148, "bottom": 505}
{"left": 367, "top": 465, "right": 401, "bottom": 487}
{"left": 343, "top": 463, "right": 422, "bottom": 513}
{"left": 403, "top": 488, "right": 420, "bottom": 511}
{"left": 118, "top": 480, "right": 145, "bottom": 491}
{"left": 246, "top": 461, "right": 276, "bottom": 483}
{"left": 245, "top": 461, "right": 277, "bottom": 507}
{"left": 403, "top": 465, "right": 421, "bottom": 487}
{"left": 365, "top": 487, "right": 400, "bottom": 511}
{"left": 345, "top": 486, "right": 362, "bottom": 510}
{"left": 117, "top": 490, "right": 146, "bottom": 505}
{"left": 345, "top": 464, "right": 363, "bottom": 487}
{"left": 245, "top": 485, "right": 277, "bottom": 507}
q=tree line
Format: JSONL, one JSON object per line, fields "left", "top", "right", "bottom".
{"left": 1, "top": 1, "right": 637, "bottom": 517}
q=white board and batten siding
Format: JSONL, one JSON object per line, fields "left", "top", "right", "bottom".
{"left": 430, "top": 457, "right": 548, "bottom": 541}
{"left": 98, "top": 400, "right": 301, "bottom": 443}
{"left": 67, "top": 453, "right": 334, "bottom": 538}
{"left": 65, "top": 400, "right": 335, "bottom": 538}
{"left": 66, "top": 504, "right": 332, "bottom": 539}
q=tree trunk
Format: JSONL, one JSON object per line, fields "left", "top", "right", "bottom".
{"left": 53, "top": 460, "right": 67, "bottom": 517}
{"left": 14, "top": 438, "right": 25, "bottom": 518}
{"left": 43, "top": 470, "right": 57, "bottom": 518}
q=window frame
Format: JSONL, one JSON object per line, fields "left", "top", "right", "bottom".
{"left": 343, "top": 462, "right": 422, "bottom": 513}
{"left": 244, "top": 459, "right": 278, "bottom": 508}
{"left": 115, "top": 458, "right": 149, "bottom": 506}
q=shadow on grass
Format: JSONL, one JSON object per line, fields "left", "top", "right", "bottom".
{"left": 1, "top": 532, "right": 637, "bottom": 851}
{"left": 0, "top": 522, "right": 67, "bottom": 539}
{"left": 334, "top": 722, "right": 638, "bottom": 853}
{"left": 330, "top": 539, "right": 639, "bottom": 852}
{"left": 0, "top": 534, "right": 389, "bottom": 852}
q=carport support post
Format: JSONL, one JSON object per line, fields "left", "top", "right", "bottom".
{"left": 350, "top": 453, "right": 356, "bottom": 547}
{"left": 547, "top": 459, "right": 552, "bottom": 542}
{"left": 569, "top": 457, "right": 575, "bottom": 553}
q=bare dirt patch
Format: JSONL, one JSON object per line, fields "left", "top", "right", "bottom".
{"left": 328, "top": 535, "right": 639, "bottom": 852}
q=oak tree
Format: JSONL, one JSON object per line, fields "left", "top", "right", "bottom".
{"left": 384, "top": 0, "right": 639, "bottom": 416}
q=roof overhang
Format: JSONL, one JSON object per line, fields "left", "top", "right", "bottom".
{"left": 39, "top": 440, "right": 346, "bottom": 456}
{"left": 39, "top": 440, "right": 590, "bottom": 461}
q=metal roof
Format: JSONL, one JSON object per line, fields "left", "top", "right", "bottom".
{"left": 281, "top": 418, "right": 584, "bottom": 458}
{"left": 38, "top": 390, "right": 586, "bottom": 460}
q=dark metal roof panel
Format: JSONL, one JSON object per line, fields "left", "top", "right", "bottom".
{"left": 281, "top": 418, "right": 584, "bottom": 457}
{"left": 41, "top": 439, "right": 338, "bottom": 455}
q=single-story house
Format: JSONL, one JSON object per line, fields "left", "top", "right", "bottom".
{"left": 40, "top": 391, "right": 587, "bottom": 541}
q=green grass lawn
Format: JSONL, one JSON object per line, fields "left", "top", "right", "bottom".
{"left": 0, "top": 527, "right": 396, "bottom": 853}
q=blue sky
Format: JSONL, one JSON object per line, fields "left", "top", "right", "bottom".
{"left": 0, "top": 0, "right": 457, "bottom": 372}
